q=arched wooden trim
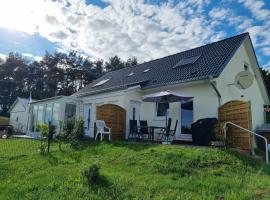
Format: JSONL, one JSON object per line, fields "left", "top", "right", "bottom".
{"left": 96, "top": 104, "right": 126, "bottom": 141}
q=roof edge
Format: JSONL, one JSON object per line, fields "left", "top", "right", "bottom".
{"left": 215, "top": 32, "right": 249, "bottom": 78}
{"left": 246, "top": 35, "right": 270, "bottom": 103}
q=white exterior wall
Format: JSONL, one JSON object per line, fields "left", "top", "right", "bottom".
{"left": 10, "top": 103, "right": 28, "bottom": 133}
{"left": 79, "top": 82, "right": 220, "bottom": 139}
{"left": 80, "top": 90, "right": 127, "bottom": 137}
{"left": 214, "top": 39, "right": 268, "bottom": 131}
{"left": 139, "top": 82, "right": 219, "bottom": 138}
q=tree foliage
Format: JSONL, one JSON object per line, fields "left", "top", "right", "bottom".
{"left": 0, "top": 52, "right": 138, "bottom": 116}
{"left": 261, "top": 68, "right": 270, "bottom": 96}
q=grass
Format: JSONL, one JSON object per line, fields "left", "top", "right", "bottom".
{"left": 1, "top": 139, "right": 270, "bottom": 200}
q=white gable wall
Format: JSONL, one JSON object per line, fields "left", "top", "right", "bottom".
{"left": 10, "top": 102, "right": 28, "bottom": 133}
{"left": 214, "top": 38, "right": 268, "bottom": 130}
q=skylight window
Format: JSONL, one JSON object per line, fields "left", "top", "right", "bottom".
{"left": 143, "top": 69, "right": 150, "bottom": 73}
{"left": 92, "top": 78, "right": 110, "bottom": 87}
{"left": 173, "top": 55, "right": 201, "bottom": 69}
{"left": 127, "top": 72, "right": 134, "bottom": 77}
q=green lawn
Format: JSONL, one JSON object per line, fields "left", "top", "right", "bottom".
{"left": 0, "top": 139, "right": 270, "bottom": 200}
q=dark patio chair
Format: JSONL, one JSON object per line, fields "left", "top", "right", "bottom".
{"left": 139, "top": 120, "right": 150, "bottom": 140}
{"left": 128, "top": 120, "right": 138, "bottom": 140}
{"left": 157, "top": 118, "right": 172, "bottom": 142}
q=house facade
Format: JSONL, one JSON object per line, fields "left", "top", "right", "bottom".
{"left": 12, "top": 33, "right": 269, "bottom": 142}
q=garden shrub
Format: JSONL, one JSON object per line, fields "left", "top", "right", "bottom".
{"left": 63, "top": 118, "right": 75, "bottom": 140}
{"left": 73, "top": 117, "right": 85, "bottom": 140}
{"left": 37, "top": 123, "right": 49, "bottom": 137}
{"left": 82, "top": 163, "right": 101, "bottom": 186}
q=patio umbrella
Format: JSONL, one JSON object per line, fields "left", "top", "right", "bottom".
{"left": 142, "top": 90, "right": 193, "bottom": 132}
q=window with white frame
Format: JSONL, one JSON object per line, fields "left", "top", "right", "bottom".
{"left": 156, "top": 102, "right": 169, "bottom": 117}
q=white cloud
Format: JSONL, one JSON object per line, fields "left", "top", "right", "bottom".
{"left": 238, "top": 0, "right": 270, "bottom": 21}
{"left": 22, "top": 53, "right": 34, "bottom": 57}
{"left": 0, "top": 0, "right": 268, "bottom": 64}
{"left": 0, "top": 53, "right": 7, "bottom": 60}
{"left": 262, "top": 47, "right": 270, "bottom": 56}
{"left": 209, "top": 7, "right": 232, "bottom": 20}
{"left": 0, "top": 0, "right": 219, "bottom": 62}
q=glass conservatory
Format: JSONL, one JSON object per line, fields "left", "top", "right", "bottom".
{"left": 28, "top": 96, "right": 79, "bottom": 134}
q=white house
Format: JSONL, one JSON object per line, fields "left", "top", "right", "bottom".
{"left": 18, "top": 33, "right": 269, "bottom": 145}
{"left": 9, "top": 98, "right": 30, "bottom": 133}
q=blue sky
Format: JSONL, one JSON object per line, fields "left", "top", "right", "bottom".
{"left": 0, "top": 0, "right": 269, "bottom": 68}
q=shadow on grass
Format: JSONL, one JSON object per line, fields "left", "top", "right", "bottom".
{"left": 105, "top": 140, "right": 159, "bottom": 151}
{"left": 84, "top": 175, "right": 126, "bottom": 200}
{"left": 221, "top": 148, "right": 270, "bottom": 174}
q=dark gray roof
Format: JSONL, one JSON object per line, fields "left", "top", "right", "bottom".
{"left": 74, "top": 33, "right": 249, "bottom": 97}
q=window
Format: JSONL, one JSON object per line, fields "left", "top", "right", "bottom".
{"left": 65, "top": 104, "right": 76, "bottom": 122}
{"left": 92, "top": 78, "right": 110, "bottom": 87}
{"left": 44, "top": 104, "right": 53, "bottom": 123}
{"left": 156, "top": 103, "right": 169, "bottom": 117}
{"left": 173, "top": 55, "right": 201, "bottom": 69}
{"left": 181, "top": 101, "right": 193, "bottom": 134}
{"left": 52, "top": 103, "right": 60, "bottom": 127}
{"left": 31, "top": 103, "right": 60, "bottom": 132}
{"left": 132, "top": 107, "right": 136, "bottom": 120}
{"left": 264, "top": 105, "right": 270, "bottom": 123}
{"left": 127, "top": 72, "right": 134, "bottom": 77}
{"left": 31, "top": 105, "right": 38, "bottom": 131}
{"left": 37, "top": 105, "right": 44, "bottom": 124}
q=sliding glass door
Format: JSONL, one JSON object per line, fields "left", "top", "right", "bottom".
{"left": 181, "top": 100, "right": 193, "bottom": 134}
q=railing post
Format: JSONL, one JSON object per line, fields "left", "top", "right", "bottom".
{"left": 223, "top": 121, "right": 269, "bottom": 165}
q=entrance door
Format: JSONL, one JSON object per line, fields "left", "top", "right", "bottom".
{"left": 83, "top": 104, "right": 92, "bottom": 137}
{"left": 129, "top": 101, "right": 141, "bottom": 123}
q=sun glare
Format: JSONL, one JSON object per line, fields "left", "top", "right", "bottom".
{"left": 0, "top": 0, "right": 54, "bottom": 34}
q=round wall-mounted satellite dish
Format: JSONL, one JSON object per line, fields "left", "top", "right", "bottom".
{"left": 234, "top": 70, "right": 254, "bottom": 89}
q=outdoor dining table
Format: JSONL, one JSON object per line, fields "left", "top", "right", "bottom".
{"left": 137, "top": 126, "right": 165, "bottom": 142}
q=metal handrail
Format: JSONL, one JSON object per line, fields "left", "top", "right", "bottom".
{"left": 223, "top": 121, "right": 269, "bottom": 164}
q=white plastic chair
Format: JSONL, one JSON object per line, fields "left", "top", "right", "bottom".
{"left": 95, "top": 120, "right": 111, "bottom": 141}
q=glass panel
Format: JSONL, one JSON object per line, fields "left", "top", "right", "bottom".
{"left": 264, "top": 105, "right": 270, "bottom": 123}
{"left": 52, "top": 103, "right": 60, "bottom": 127}
{"left": 266, "top": 113, "right": 270, "bottom": 123}
{"left": 181, "top": 101, "right": 193, "bottom": 134}
{"left": 156, "top": 103, "right": 169, "bottom": 117}
{"left": 45, "top": 104, "right": 53, "bottom": 123}
{"left": 65, "top": 104, "right": 76, "bottom": 122}
{"left": 31, "top": 105, "right": 38, "bottom": 131}
{"left": 87, "top": 108, "right": 90, "bottom": 130}
{"left": 132, "top": 107, "right": 136, "bottom": 120}
{"left": 37, "top": 105, "right": 44, "bottom": 124}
